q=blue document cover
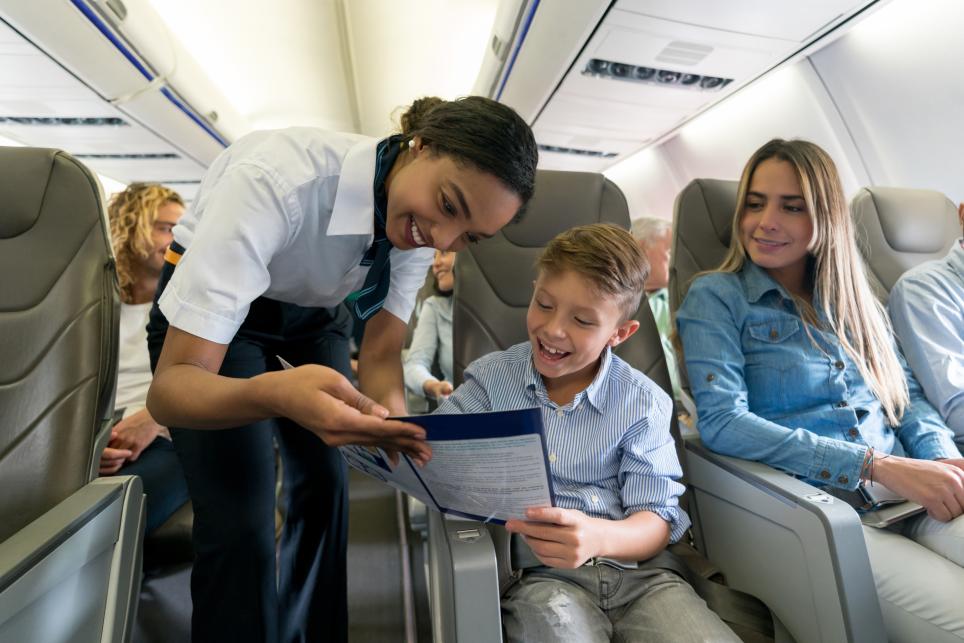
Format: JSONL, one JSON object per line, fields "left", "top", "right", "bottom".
{"left": 342, "top": 408, "right": 556, "bottom": 524}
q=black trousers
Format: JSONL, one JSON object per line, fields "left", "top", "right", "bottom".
{"left": 148, "top": 260, "right": 353, "bottom": 643}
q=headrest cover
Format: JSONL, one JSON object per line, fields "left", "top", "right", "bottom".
{"left": 502, "top": 170, "right": 629, "bottom": 247}
{"left": 0, "top": 147, "right": 57, "bottom": 238}
{"left": 852, "top": 186, "right": 959, "bottom": 254}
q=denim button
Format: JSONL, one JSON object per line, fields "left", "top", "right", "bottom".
{"left": 836, "top": 400, "right": 848, "bottom": 408}
{"left": 837, "top": 475, "right": 849, "bottom": 485}
{"left": 706, "top": 373, "right": 715, "bottom": 382}
{"left": 848, "top": 428, "right": 859, "bottom": 438}
{"left": 819, "top": 470, "right": 831, "bottom": 479}
{"left": 835, "top": 360, "right": 845, "bottom": 370}
{"left": 769, "top": 328, "right": 779, "bottom": 339}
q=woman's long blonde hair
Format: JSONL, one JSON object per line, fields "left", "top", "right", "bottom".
{"left": 108, "top": 183, "right": 183, "bottom": 304}
{"left": 718, "top": 139, "right": 908, "bottom": 425}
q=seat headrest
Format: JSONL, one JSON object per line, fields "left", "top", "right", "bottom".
{"left": 669, "top": 178, "right": 739, "bottom": 312}
{"left": 0, "top": 147, "right": 59, "bottom": 238}
{"left": 503, "top": 170, "right": 630, "bottom": 247}
{"left": 851, "top": 186, "right": 960, "bottom": 292}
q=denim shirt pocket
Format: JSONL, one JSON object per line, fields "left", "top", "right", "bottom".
{"left": 743, "top": 318, "right": 802, "bottom": 412}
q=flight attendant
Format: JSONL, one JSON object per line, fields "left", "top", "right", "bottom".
{"left": 145, "top": 96, "right": 537, "bottom": 643}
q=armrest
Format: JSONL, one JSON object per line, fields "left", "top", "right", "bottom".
{"left": 0, "top": 476, "right": 145, "bottom": 643}
{"left": 425, "top": 510, "right": 502, "bottom": 643}
{"left": 685, "top": 440, "right": 885, "bottom": 643}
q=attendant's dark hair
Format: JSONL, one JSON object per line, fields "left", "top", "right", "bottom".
{"left": 399, "top": 96, "right": 538, "bottom": 217}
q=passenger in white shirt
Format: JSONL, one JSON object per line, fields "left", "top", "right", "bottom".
{"left": 404, "top": 249, "right": 455, "bottom": 401}
{"left": 144, "top": 96, "right": 538, "bottom": 643}
{"left": 102, "top": 183, "right": 189, "bottom": 534}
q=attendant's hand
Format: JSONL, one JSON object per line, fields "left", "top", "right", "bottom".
{"left": 422, "top": 379, "right": 454, "bottom": 400}
{"left": 99, "top": 447, "right": 134, "bottom": 475}
{"left": 875, "top": 455, "right": 964, "bottom": 522}
{"left": 505, "top": 507, "right": 603, "bottom": 569}
{"left": 262, "top": 365, "right": 432, "bottom": 464}
{"left": 109, "top": 408, "right": 165, "bottom": 461}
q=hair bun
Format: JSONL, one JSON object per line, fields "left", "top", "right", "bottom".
{"left": 400, "top": 97, "right": 446, "bottom": 136}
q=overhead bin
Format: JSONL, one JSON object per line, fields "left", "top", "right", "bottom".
{"left": 0, "top": 0, "right": 248, "bottom": 188}
{"left": 475, "top": 0, "right": 876, "bottom": 171}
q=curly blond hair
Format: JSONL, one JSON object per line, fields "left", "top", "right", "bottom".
{"left": 108, "top": 183, "right": 183, "bottom": 303}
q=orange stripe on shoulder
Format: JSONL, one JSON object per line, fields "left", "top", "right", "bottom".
{"left": 164, "top": 246, "right": 183, "bottom": 266}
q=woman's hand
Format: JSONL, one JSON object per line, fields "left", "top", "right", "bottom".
{"left": 260, "top": 364, "right": 432, "bottom": 464}
{"left": 99, "top": 447, "right": 133, "bottom": 475}
{"left": 874, "top": 455, "right": 964, "bottom": 522}
{"left": 505, "top": 507, "right": 603, "bottom": 568}
{"left": 109, "top": 408, "right": 165, "bottom": 461}
{"left": 422, "top": 379, "right": 454, "bottom": 400}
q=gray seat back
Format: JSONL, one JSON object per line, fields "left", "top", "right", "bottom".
{"left": 851, "top": 186, "right": 960, "bottom": 297}
{"left": 0, "top": 147, "right": 119, "bottom": 542}
{"left": 668, "top": 178, "right": 739, "bottom": 316}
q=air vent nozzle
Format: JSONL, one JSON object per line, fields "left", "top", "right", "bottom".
{"left": 583, "top": 59, "right": 732, "bottom": 92}
{"left": 0, "top": 116, "right": 129, "bottom": 126}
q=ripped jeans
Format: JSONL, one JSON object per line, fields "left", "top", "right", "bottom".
{"left": 501, "top": 562, "right": 739, "bottom": 643}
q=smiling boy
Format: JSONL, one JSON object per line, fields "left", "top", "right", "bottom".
{"left": 434, "top": 224, "right": 737, "bottom": 642}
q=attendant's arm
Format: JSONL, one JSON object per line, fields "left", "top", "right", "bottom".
{"left": 889, "top": 279, "right": 964, "bottom": 435}
{"left": 507, "top": 508, "right": 669, "bottom": 569}
{"left": 148, "top": 325, "right": 430, "bottom": 460}
{"left": 677, "top": 280, "right": 868, "bottom": 489}
{"left": 358, "top": 308, "right": 409, "bottom": 416}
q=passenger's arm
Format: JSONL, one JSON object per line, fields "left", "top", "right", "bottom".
{"left": 402, "top": 300, "right": 447, "bottom": 397}
{"left": 677, "top": 279, "right": 868, "bottom": 490}
{"left": 891, "top": 349, "right": 960, "bottom": 461}
{"left": 358, "top": 308, "right": 409, "bottom": 416}
{"left": 889, "top": 278, "right": 964, "bottom": 436}
{"left": 147, "top": 325, "right": 430, "bottom": 461}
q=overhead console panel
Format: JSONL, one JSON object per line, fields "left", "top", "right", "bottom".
{"left": 481, "top": 0, "right": 874, "bottom": 171}
{"left": 0, "top": 0, "right": 249, "bottom": 195}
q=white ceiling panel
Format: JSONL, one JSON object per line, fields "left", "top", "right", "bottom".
{"left": 536, "top": 92, "right": 683, "bottom": 141}
{"left": 616, "top": 0, "right": 866, "bottom": 42}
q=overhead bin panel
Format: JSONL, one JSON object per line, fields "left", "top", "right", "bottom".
{"left": 616, "top": 0, "right": 866, "bottom": 43}
{"left": 537, "top": 92, "right": 683, "bottom": 142}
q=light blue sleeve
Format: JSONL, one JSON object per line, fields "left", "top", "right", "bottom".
{"left": 403, "top": 298, "right": 441, "bottom": 396}
{"left": 889, "top": 275, "right": 964, "bottom": 443}
{"left": 432, "top": 358, "right": 493, "bottom": 415}
{"left": 618, "top": 384, "right": 691, "bottom": 542}
{"left": 677, "top": 276, "right": 868, "bottom": 491}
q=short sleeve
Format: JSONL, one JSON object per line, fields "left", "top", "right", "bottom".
{"left": 382, "top": 247, "right": 434, "bottom": 323}
{"left": 159, "top": 164, "right": 296, "bottom": 344}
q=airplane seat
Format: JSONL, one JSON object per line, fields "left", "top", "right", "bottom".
{"left": 0, "top": 147, "right": 145, "bottom": 642}
{"left": 423, "top": 170, "right": 723, "bottom": 643}
{"left": 850, "top": 186, "right": 961, "bottom": 299}
{"left": 668, "top": 178, "right": 886, "bottom": 643}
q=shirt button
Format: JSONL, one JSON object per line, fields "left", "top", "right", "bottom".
{"left": 548, "top": 454, "right": 557, "bottom": 463}
{"left": 769, "top": 329, "right": 779, "bottom": 339}
{"left": 837, "top": 475, "right": 849, "bottom": 485}
{"left": 591, "top": 495, "right": 599, "bottom": 503}
{"left": 819, "top": 470, "right": 831, "bottom": 479}
{"left": 556, "top": 408, "right": 564, "bottom": 417}
{"left": 706, "top": 373, "right": 716, "bottom": 382}
{"left": 836, "top": 400, "right": 848, "bottom": 408}
{"left": 834, "top": 361, "right": 845, "bottom": 370}
{"left": 848, "top": 428, "right": 859, "bottom": 439}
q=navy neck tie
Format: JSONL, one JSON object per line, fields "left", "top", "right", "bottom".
{"left": 350, "top": 135, "right": 404, "bottom": 321}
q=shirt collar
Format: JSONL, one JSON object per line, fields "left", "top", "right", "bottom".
{"left": 741, "top": 260, "right": 795, "bottom": 304}
{"left": 523, "top": 342, "right": 614, "bottom": 413}
{"left": 326, "top": 135, "right": 379, "bottom": 237}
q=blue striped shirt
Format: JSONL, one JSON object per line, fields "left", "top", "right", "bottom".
{"left": 434, "top": 342, "right": 690, "bottom": 543}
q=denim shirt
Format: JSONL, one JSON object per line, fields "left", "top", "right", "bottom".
{"left": 676, "top": 261, "right": 960, "bottom": 491}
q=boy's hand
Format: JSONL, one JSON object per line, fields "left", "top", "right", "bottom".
{"left": 505, "top": 507, "right": 603, "bottom": 569}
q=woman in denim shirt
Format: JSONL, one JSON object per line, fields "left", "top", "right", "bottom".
{"left": 677, "top": 139, "right": 964, "bottom": 642}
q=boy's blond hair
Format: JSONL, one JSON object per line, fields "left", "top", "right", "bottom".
{"left": 538, "top": 223, "right": 649, "bottom": 321}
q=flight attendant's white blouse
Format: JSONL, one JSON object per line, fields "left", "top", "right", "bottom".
{"left": 159, "top": 127, "right": 434, "bottom": 344}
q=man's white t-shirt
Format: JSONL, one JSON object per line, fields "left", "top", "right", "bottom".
{"left": 115, "top": 301, "right": 153, "bottom": 418}
{"left": 159, "top": 128, "right": 434, "bottom": 344}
